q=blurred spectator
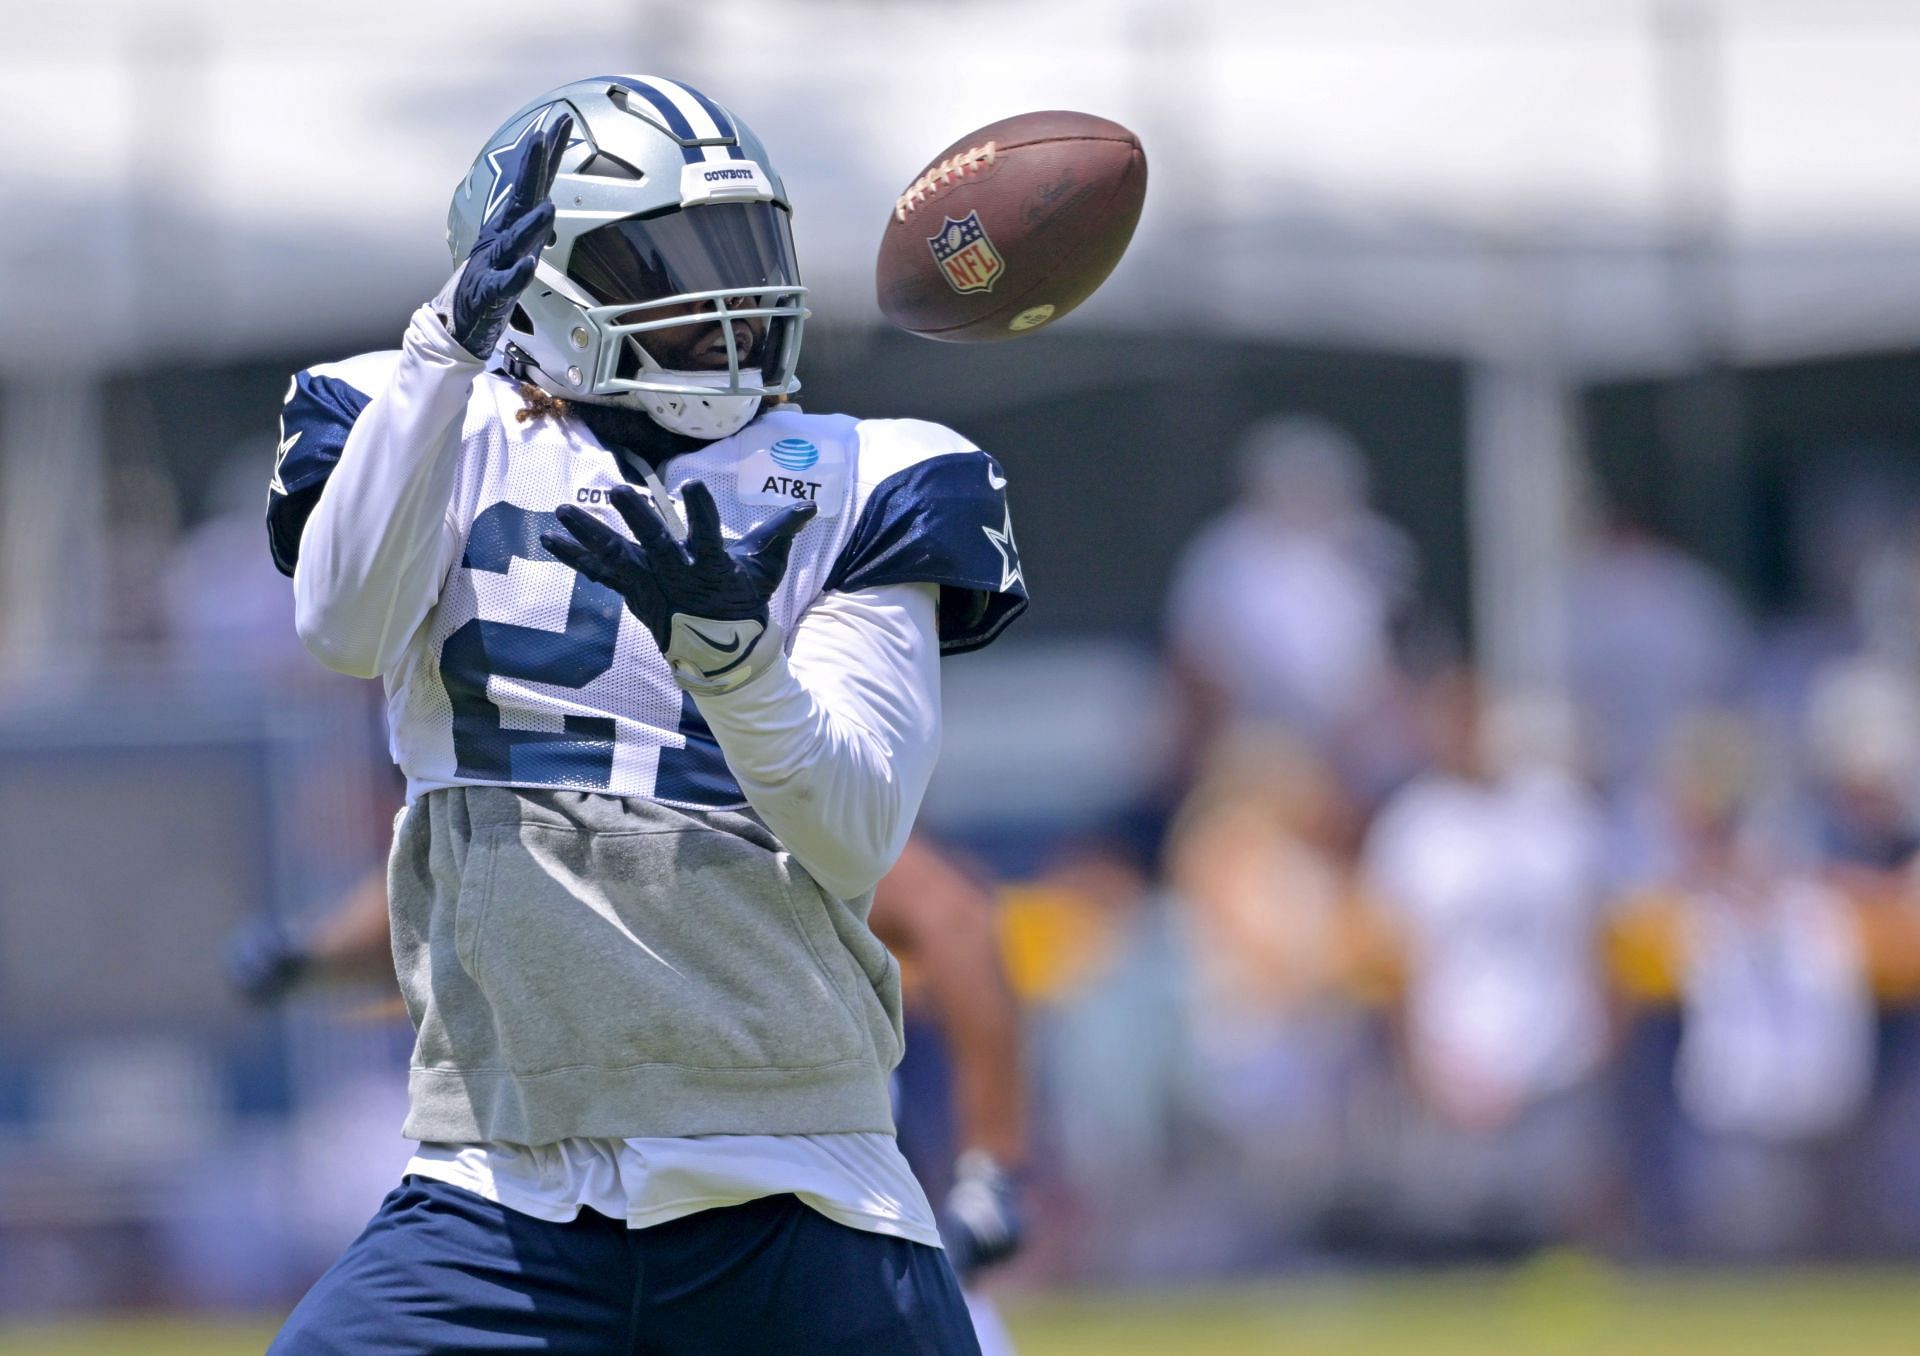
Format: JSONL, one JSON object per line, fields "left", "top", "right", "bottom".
{"left": 1164, "top": 416, "right": 1416, "bottom": 772}
{"left": 1020, "top": 839, "right": 1188, "bottom": 1277}
{"left": 1361, "top": 667, "right": 1611, "bottom": 1249}
{"left": 1158, "top": 729, "right": 1390, "bottom": 1259}
{"left": 1569, "top": 519, "right": 1752, "bottom": 788}
{"left": 1650, "top": 714, "right": 1877, "bottom": 1257}
{"left": 1801, "top": 657, "right": 1920, "bottom": 873}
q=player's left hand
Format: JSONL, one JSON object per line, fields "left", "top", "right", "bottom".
{"left": 543, "top": 481, "right": 814, "bottom": 694}
{"left": 939, "top": 1149, "right": 1024, "bottom": 1277}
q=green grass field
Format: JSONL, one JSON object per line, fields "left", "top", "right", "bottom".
{"left": 8, "top": 1262, "right": 1920, "bottom": 1355}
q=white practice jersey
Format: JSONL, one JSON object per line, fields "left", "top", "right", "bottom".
{"left": 269, "top": 352, "right": 1025, "bottom": 808}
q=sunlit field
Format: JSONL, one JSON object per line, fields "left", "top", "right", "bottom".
{"left": 10, "top": 1263, "right": 1920, "bottom": 1356}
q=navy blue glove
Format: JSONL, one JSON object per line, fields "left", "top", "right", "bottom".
{"left": 226, "top": 913, "right": 312, "bottom": 1005}
{"left": 938, "top": 1150, "right": 1024, "bottom": 1277}
{"left": 443, "top": 108, "right": 573, "bottom": 359}
{"left": 542, "top": 481, "right": 816, "bottom": 693}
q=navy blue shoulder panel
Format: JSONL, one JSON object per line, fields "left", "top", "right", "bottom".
{"left": 824, "top": 451, "right": 1027, "bottom": 655}
{"left": 267, "top": 368, "right": 376, "bottom": 576}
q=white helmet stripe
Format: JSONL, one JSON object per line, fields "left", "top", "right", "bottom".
{"left": 632, "top": 76, "right": 745, "bottom": 162}
{"left": 672, "top": 81, "right": 739, "bottom": 142}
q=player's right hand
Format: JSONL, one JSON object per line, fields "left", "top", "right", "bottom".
{"left": 442, "top": 108, "right": 573, "bottom": 360}
{"left": 939, "top": 1149, "right": 1024, "bottom": 1277}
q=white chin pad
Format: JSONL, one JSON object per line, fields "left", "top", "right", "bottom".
{"left": 635, "top": 383, "right": 764, "bottom": 439}
{"left": 625, "top": 339, "right": 766, "bottom": 439}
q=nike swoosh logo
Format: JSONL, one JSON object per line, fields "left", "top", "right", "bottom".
{"left": 686, "top": 625, "right": 742, "bottom": 655}
{"left": 698, "top": 632, "right": 761, "bottom": 679}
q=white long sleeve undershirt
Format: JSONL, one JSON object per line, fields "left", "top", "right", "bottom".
{"left": 694, "top": 582, "right": 940, "bottom": 900}
{"left": 293, "top": 305, "right": 479, "bottom": 679}
{"left": 291, "top": 304, "right": 939, "bottom": 898}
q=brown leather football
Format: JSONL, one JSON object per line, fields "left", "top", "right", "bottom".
{"left": 876, "top": 110, "right": 1146, "bottom": 342}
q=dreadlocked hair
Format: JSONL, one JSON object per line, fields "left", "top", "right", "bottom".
{"left": 515, "top": 383, "right": 571, "bottom": 423}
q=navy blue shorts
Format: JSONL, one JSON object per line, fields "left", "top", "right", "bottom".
{"left": 269, "top": 1178, "right": 982, "bottom": 1355}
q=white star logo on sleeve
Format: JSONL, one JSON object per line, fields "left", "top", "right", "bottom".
{"left": 982, "top": 504, "right": 1023, "bottom": 593}
{"left": 269, "top": 428, "right": 300, "bottom": 497}
{"left": 269, "top": 375, "right": 299, "bottom": 495}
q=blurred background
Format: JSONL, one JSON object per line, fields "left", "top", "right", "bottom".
{"left": 10, "top": 0, "right": 1920, "bottom": 1351}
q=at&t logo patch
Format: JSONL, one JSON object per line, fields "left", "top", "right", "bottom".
{"left": 738, "top": 435, "right": 845, "bottom": 513}
{"left": 769, "top": 438, "right": 820, "bottom": 470}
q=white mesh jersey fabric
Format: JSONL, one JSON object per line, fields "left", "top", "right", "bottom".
{"left": 383, "top": 374, "right": 975, "bottom": 806}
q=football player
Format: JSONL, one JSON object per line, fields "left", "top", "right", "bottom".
{"left": 264, "top": 75, "right": 1024, "bottom": 1354}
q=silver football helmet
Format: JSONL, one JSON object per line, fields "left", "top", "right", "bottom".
{"left": 448, "top": 75, "right": 807, "bottom": 439}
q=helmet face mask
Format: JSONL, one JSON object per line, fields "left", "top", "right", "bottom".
{"left": 449, "top": 77, "right": 808, "bottom": 439}
{"left": 592, "top": 290, "right": 803, "bottom": 391}
{"left": 563, "top": 200, "right": 804, "bottom": 391}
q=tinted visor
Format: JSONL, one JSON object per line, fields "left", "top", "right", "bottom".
{"left": 569, "top": 201, "right": 800, "bottom": 303}
{"left": 568, "top": 202, "right": 801, "bottom": 385}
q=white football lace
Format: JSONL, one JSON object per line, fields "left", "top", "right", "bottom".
{"left": 894, "top": 142, "right": 997, "bottom": 221}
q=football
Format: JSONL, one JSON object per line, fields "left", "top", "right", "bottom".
{"left": 876, "top": 110, "right": 1147, "bottom": 342}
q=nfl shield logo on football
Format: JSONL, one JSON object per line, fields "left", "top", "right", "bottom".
{"left": 927, "top": 211, "right": 1004, "bottom": 295}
